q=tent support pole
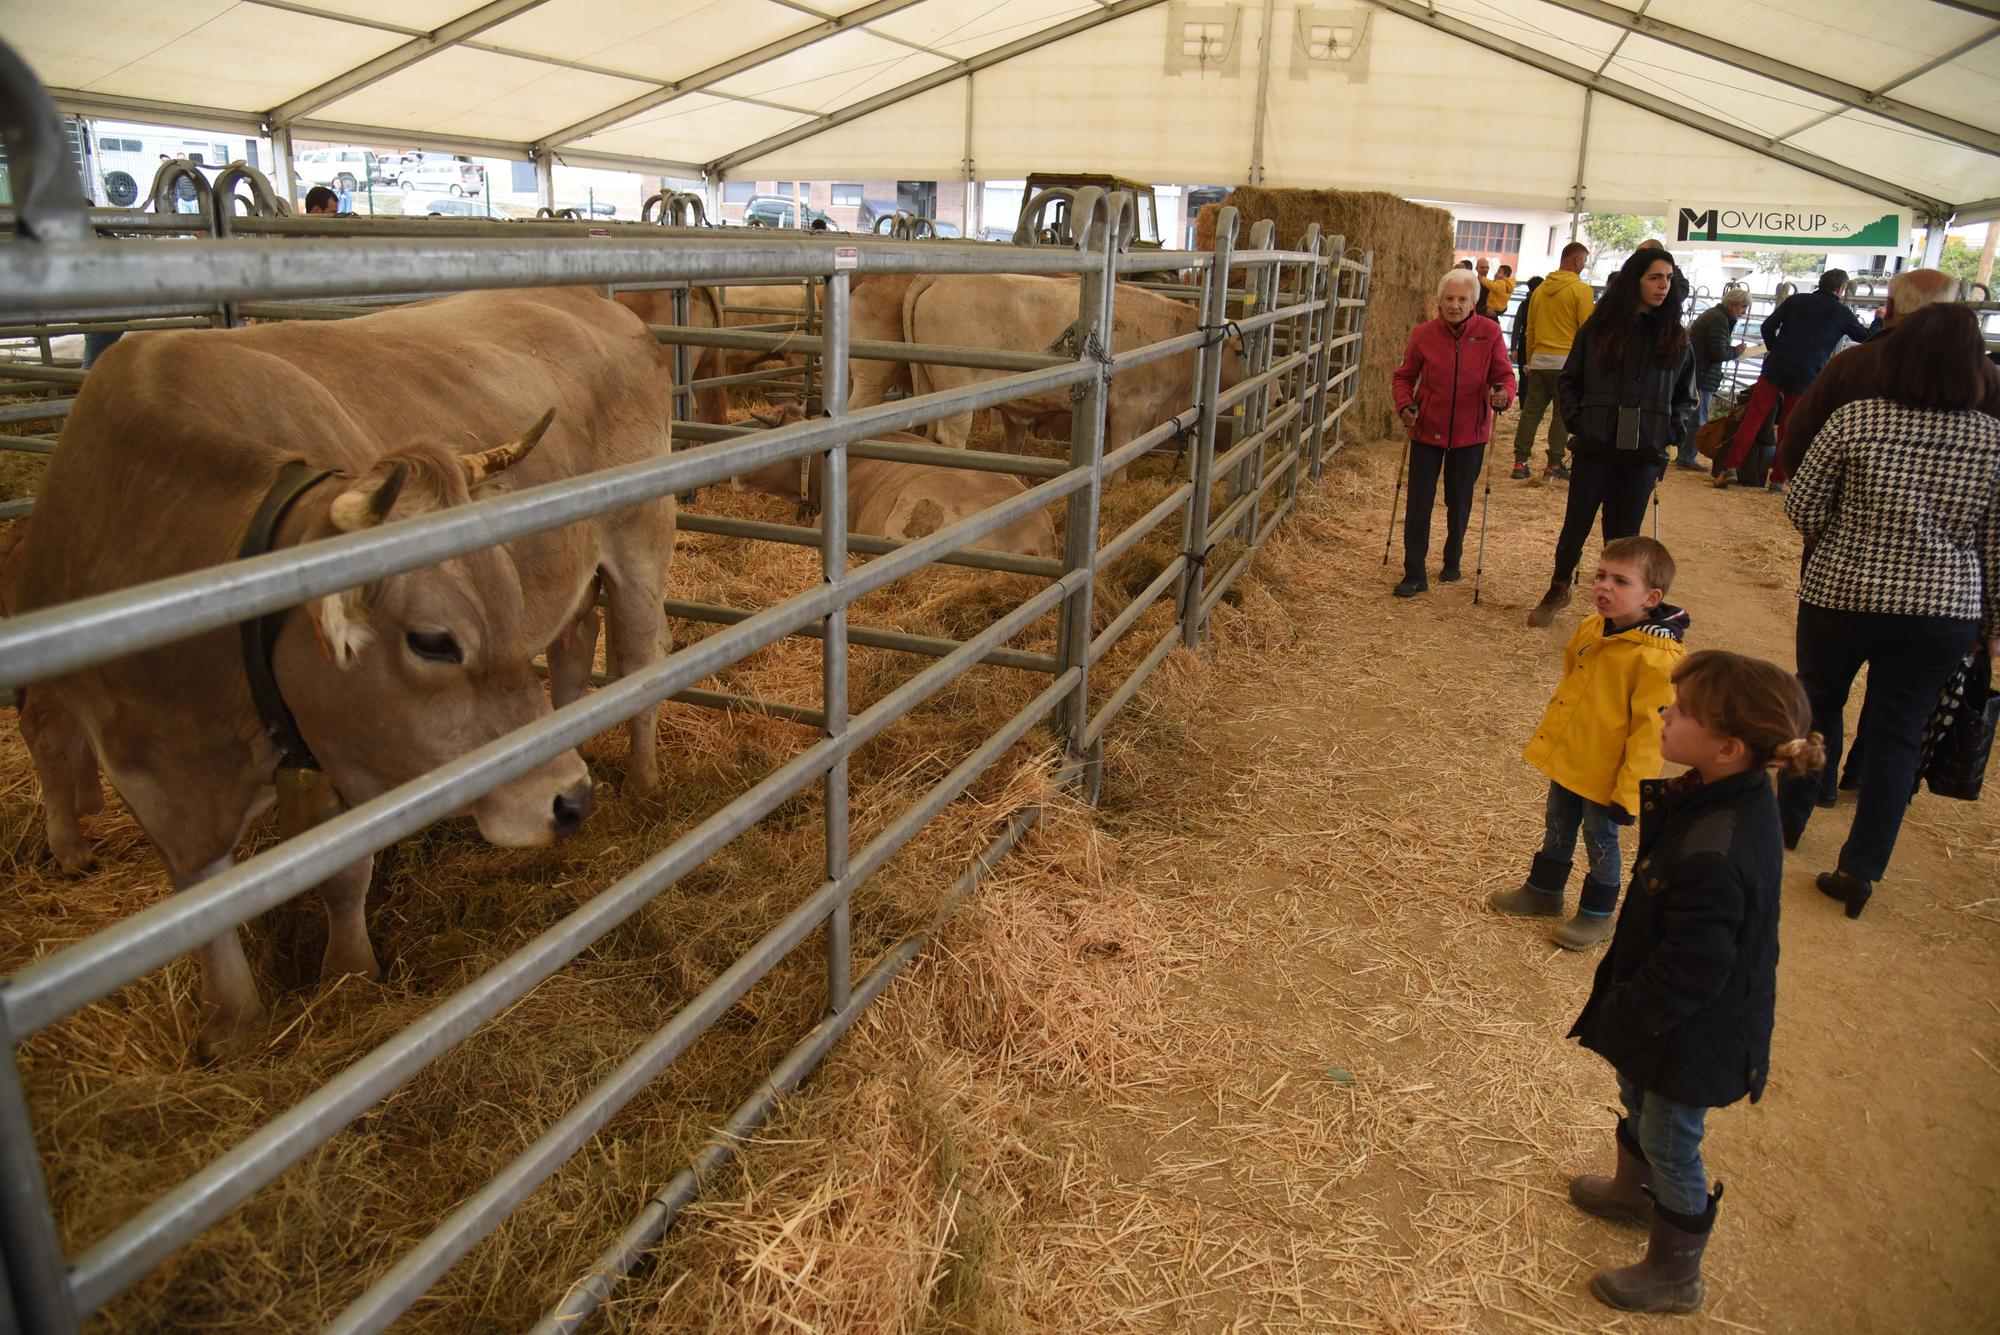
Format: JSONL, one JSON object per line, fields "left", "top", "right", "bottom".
{"left": 1568, "top": 90, "right": 1593, "bottom": 243}
{"left": 1249, "top": 0, "right": 1277, "bottom": 185}
{"left": 270, "top": 126, "right": 297, "bottom": 210}
{"left": 962, "top": 76, "right": 977, "bottom": 236}
{"left": 534, "top": 150, "right": 554, "bottom": 213}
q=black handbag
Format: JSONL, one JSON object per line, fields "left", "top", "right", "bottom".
{"left": 1921, "top": 649, "right": 2000, "bottom": 801}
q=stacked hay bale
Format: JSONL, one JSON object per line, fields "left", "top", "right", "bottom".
{"left": 1196, "top": 189, "right": 1454, "bottom": 441}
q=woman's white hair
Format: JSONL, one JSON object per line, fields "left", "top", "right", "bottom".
{"left": 1438, "top": 268, "right": 1481, "bottom": 299}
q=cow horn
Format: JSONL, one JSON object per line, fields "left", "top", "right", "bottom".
{"left": 462, "top": 408, "right": 556, "bottom": 487}
{"left": 328, "top": 459, "right": 410, "bottom": 532}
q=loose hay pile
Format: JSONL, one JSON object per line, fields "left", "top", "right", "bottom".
{"left": 1196, "top": 188, "right": 1454, "bottom": 442}
{"left": 0, "top": 412, "right": 1286, "bottom": 1331}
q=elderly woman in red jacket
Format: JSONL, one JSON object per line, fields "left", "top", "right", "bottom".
{"left": 1390, "top": 269, "right": 1518, "bottom": 596}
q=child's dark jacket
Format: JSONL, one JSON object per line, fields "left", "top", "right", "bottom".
{"left": 1569, "top": 768, "right": 1782, "bottom": 1108}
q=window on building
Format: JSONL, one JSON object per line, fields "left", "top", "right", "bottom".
{"left": 1453, "top": 220, "right": 1523, "bottom": 257}
{"left": 831, "top": 182, "right": 863, "bottom": 206}
{"left": 770, "top": 180, "right": 797, "bottom": 198}
{"left": 722, "top": 180, "right": 755, "bottom": 203}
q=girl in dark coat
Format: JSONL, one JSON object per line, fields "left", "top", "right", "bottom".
{"left": 1566, "top": 650, "right": 1825, "bottom": 1314}
{"left": 1527, "top": 248, "right": 1697, "bottom": 627}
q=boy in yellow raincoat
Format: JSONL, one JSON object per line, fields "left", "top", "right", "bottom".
{"left": 1493, "top": 536, "right": 1688, "bottom": 948}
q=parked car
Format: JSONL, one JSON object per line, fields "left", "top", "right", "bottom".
{"left": 742, "top": 196, "right": 836, "bottom": 229}
{"left": 295, "top": 147, "right": 382, "bottom": 193}
{"left": 403, "top": 195, "right": 489, "bottom": 218}
{"left": 399, "top": 157, "right": 485, "bottom": 198}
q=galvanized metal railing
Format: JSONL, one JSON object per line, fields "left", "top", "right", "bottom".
{"left": 0, "top": 64, "right": 1372, "bottom": 1335}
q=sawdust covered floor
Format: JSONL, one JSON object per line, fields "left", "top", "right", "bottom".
{"left": 643, "top": 434, "right": 1999, "bottom": 1332}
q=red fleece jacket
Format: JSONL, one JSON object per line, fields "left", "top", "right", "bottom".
{"left": 1391, "top": 314, "right": 1517, "bottom": 448}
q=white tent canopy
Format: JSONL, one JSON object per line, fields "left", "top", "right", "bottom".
{"left": 7, "top": 0, "right": 1997, "bottom": 221}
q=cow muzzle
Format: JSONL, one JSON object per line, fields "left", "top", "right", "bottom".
{"left": 552, "top": 777, "right": 595, "bottom": 840}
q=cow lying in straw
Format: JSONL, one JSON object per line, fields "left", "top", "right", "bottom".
{"left": 10, "top": 286, "right": 675, "bottom": 1059}
{"left": 733, "top": 404, "right": 1058, "bottom": 558}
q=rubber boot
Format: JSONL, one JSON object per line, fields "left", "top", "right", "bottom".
{"left": 1590, "top": 1186, "right": 1720, "bottom": 1314}
{"left": 1553, "top": 875, "right": 1620, "bottom": 949}
{"left": 1526, "top": 579, "right": 1571, "bottom": 628}
{"left": 1568, "top": 1118, "right": 1653, "bottom": 1227}
{"left": 1489, "top": 854, "right": 1568, "bottom": 916}
{"left": 1554, "top": 908, "right": 1616, "bottom": 950}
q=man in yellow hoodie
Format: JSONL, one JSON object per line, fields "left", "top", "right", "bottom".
{"left": 1491, "top": 536, "right": 1688, "bottom": 948}
{"left": 1513, "top": 241, "right": 1596, "bottom": 480}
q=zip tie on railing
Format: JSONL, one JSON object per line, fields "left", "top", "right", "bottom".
{"left": 1200, "top": 320, "right": 1243, "bottom": 348}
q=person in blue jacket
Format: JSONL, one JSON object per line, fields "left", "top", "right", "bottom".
{"left": 1714, "top": 270, "right": 1869, "bottom": 485}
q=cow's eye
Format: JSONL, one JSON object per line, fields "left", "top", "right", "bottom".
{"left": 405, "top": 630, "right": 463, "bottom": 663}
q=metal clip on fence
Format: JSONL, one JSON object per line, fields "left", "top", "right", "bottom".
{"left": 210, "top": 162, "right": 290, "bottom": 221}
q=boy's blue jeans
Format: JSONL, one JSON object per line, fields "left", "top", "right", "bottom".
{"left": 1536, "top": 782, "right": 1623, "bottom": 913}
{"left": 1617, "top": 1072, "right": 1711, "bottom": 1215}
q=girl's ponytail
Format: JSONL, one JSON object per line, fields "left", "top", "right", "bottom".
{"left": 1771, "top": 734, "right": 1828, "bottom": 778}
{"left": 1671, "top": 651, "right": 1826, "bottom": 775}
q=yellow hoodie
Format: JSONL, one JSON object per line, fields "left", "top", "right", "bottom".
{"left": 1523, "top": 607, "right": 1688, "bottom": 815}
{"left": 1485, "top": 275, "right": 1515, "bottom": 315}
{"left": 1523, "top": 269, "right": 1595, "bottom": 364}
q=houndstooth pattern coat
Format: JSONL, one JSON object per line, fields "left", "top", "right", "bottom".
{"left": 1786, "top": 397, "right": 2000, "bottom": 637}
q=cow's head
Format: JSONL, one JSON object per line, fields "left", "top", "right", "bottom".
{"left": 277, "top": 410, "right": 594, "bottom": 847}
{"left": 728, "top": 404, "right": 812, "bottom": 501}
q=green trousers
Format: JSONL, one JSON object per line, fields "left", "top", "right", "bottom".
{"left": 1513, "top": 368, "right": 1568, "bottom": 467}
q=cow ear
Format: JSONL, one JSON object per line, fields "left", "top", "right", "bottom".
{"left": 313, "top": 590, "right": 373, "bottom": 667}
{"left": 329, "top": 459, "right": 410, "bottom": 532}
{"left": 461, "top": 408, "right": 555, "bottom": 488}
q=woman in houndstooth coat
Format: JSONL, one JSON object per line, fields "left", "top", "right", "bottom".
{"left": 1776, "top": 303, "right": 2000, "bottom": 917}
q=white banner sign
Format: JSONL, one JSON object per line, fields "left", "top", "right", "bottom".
{"left": 1670, "top": 204, "right": 1909, "bottom": 253}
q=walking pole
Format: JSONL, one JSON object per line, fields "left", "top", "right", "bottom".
{"left": 1381, "top": 436, "right": 1411, "bottom": 567}
{"left": 1653, "top": 486, "right": 1662, "bottom": 539}
{"left": 1473, "top": 436, "right": 1494, "bottom": 604}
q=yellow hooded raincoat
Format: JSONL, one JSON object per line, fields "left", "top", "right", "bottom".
{"left": 1523, "top": 607, "right": 1688, "bottom": 816}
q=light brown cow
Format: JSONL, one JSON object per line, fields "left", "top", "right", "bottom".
{"left": 612, "top": 285, "right": 732, "bottom": 425}
{"left": 1, "top": 519, "right": 106, "bottom": 874}
{"left": 12, "top": 286, "right": 675, "bottom": 1059}
{"left": 847, "top": 273, "right": 916, "bottom": 411}
{"left": 733, "top": 405, "right": 1057, "bottom": 558}
{"left": 901, "top": 275, "right": 1241, "bottom": 469}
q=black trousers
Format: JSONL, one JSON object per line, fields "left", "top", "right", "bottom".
{"left": 1551, "top": 447, "right": 1663, "bottom": 584}
{"left": 1404, "top": 442, "right": 1485, "bottom": 578}
{"left": 1778, "top": 602, "right": 1977, "bottom": 881}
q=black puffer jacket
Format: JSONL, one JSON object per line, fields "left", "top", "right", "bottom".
{"left": 1557, "top": 312, "right": 1697, "bottom": 465}
{"left": 1688, "top": 303, "right": 1743, "bottom": 392}
{"left": 1569, "top": 768, "right": 1782, "bottom": 1109}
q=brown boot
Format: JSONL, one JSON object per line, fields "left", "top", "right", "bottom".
{"left": 1589, "top": 1186, "right": 1720, "bottom": 1314}
{"left": 1526, "top": 579, "right": 1571, "bottom": 627}
{"left": 1568, "top": 1118, "right": 1652, "bottom": 1226}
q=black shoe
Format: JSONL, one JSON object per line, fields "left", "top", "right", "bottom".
{"left": 1510, "top": 462, "right": 1530, "bottom": 480}
{"left": 1816, "top": 870, "right": 1874, "bottom": 919}
{"left": 1838, "top": 770, "right": 1859, "bottom": 793}
{"left": 1394, "top": 574, "right": 1429, "bottom": 598}
{"left": 1438, "top": 566, "right": 1463, "bottom": 583}
{"left": 1813, "top": 793, "right": 1838, "bottom": 810}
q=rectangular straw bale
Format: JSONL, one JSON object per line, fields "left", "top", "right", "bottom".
{"left": 1196, "top": 189, "right": 1454, "bottom": 440}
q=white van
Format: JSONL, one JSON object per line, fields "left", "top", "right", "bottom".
{"left": 295, "top": 148, "right": 381, "bottom": 193}
{"left": 88, "top": 123, "right": 262, "bottom": 208}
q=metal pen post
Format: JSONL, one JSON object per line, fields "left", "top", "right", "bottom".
{"left": 820, "top": 268, "right": 851, "bottom": 1015}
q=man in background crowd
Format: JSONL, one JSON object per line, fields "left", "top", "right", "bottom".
{"left": 1674, "top": 290, "right": 1751, "bottom": 470}
{"left": 1513, "top": 242, "right": 1593, "bottom": 480}
{"left": 1715, "top": 269, "right": 1870, "bottom": 487}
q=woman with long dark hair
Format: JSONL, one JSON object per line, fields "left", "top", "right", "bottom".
{"left": 1527, "top": 249, "right": 1697, "bottom": 627}
{"left": 1777, "top": 302, "right": 2000, "bottom": 917}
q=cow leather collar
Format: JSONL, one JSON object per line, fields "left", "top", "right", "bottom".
{"left": 237, "top": 461, "right": 337, "bottom": 771}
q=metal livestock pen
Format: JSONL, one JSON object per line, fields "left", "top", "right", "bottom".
{"left": 0, "top": 61, "right": 1373, "bottom": 1335}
